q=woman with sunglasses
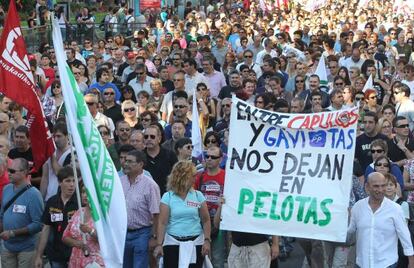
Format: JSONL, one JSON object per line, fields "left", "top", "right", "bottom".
{"left": 174, "top": 137, "right": 203, "bottom": 172}
{"left": 377, "top": 117, "right": 394, "bottom": 140}
{"left": 363, "top": 89, "right": 382, "bottom": 116}
{"left": 120, "top": 85, "right": 137, "bottom": 103}
{"left": 196, "top": 83, "right": 216, "bottom": 129}
{"left": 152, "top": 55, "right": 163, "bottom": 70}
{"left": 51, "top": 81, "right": 65, "bottom": 120}
{"left": 365, "top": 140, "right": 404, "bottom": 190}
{"left": 293, "top": 74, "right": 306, "bottom": 98}
{"left": 121, "top": 100, "right": 139, "bottom": 129}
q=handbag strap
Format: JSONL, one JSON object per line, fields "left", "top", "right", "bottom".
{"left": 3, "top": 185, "right": 32, "bottom": 213}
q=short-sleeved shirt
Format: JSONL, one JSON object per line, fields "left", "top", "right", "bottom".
{"left": 42, "top": 193, "right": 78, "bottom": 262}
{"left": 161, "top": 190, "right": 205, "bottom": 237}
{"left": 194, "top": 169, "right": 225, "bottom": 218}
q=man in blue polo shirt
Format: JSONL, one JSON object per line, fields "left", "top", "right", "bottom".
{"left": 0, "top": 158, "right": 44, "bottom": 268}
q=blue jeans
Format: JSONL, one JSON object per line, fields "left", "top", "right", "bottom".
{"left": 123, "top": 226, "right": 152, "bottom": 268}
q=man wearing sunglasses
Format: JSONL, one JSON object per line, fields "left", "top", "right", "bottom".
{"left": 194, "top": 146, "right": 225, "bottom": 268}
{"left": 128, "top": 64, "right": 154, "bottom": 96}
{"left": 388, "top": 116, "right": 414, "bottom": 169}
{"left": 393, "top": 84, "right": 414, "bottom": 131}
{"left": 144, "top": 125, "right": 177, "bottom": 194}
{"left": 102, "top": 87, "right": 123, "bottom": 125}
{"left": 0, "top": 158, "right": 43, "bottom": 267}
{"left": 164, "top": 97, "right": 192, "bottom": 140}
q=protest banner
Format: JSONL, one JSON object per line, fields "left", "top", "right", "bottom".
{"left": 220, "top": 96, "right": 359, "bottom": 242}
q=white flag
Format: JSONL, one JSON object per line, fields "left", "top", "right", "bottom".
{"left": 191, "top": 93, "right": 203, "bottom": 158}
{"left": 315, "top": 55, "right": 328, "bottom": 86}
{"left": 52, "top": 18, "right": 127, "bottom": 268}
{"left": 362, "top": 74, "right": 374, "bottom": 92}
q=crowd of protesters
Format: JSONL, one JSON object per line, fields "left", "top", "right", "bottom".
{"left": 1, "top": 0, "right": 414, "bottom": 267}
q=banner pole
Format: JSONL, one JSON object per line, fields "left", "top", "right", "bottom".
{"left": 67, "top": 128, "right": 89, "bottom": 256}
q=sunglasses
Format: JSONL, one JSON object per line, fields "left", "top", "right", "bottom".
{"left": 244, "top": 55, "right": 253, "bottom": 58}
{"left": 0, "top": 120, "right": 8, "bottom": 124}
{"left": 119, "top": 128, "right": 131, "bottom": 132}
{"left": 184, "top": 144, "right": 194, "bottom": 150}
{"left": 296, "top": 80, "right": 304, "bottom": 83}
{"left": 197, "top": 87, "right": 208, "bottom": 91}
{"left": 8, "top": 168, "right": 22, "bottom": 174}
{"left": 174, "top": 105, "right": 187, "bottom": 109}
{"left": 206, "top": 154, "right": 221, "bottom": 159}
{"left": 124, "top": 107, "right": 136, "bottom": 112}
{"left": 355, "top": 97, "right": 364, "bottom": 101}
{"left": 222, "top": 104, "right": 231, "bottom": 108}
{"left": 375, "top": 162, "right": 389, "bottom": 167}
{"left": 144, "top": 134, "right": 156, "bottom": 139}
{"left": 86, "top": 102, "right": 96, "bottom": 106}
{"left": 206, "top": 139, "right": 217, "bottom": 144}
{"left": 396, "top": 124, "right": 409, "bottom": 128}
{"left": 104, "top": 92, "right": 115, "bottom": 96}
{"left": 136, "top": 72, "right": 145, "bottom": 75}
{"left": 371, "top": 149, "right": 384, "bottom": 154}
{"left": 369, "top": 95, "right": 377, "bottom": 100}
{"left": 335, "top": 82, "right": 344, "bottom": 86}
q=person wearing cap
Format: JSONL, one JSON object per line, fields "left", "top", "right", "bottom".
{"left": 121, "top": 52, "right": 138, "bottom": 84}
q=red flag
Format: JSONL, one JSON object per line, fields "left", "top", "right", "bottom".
{"left": 0, "top": 0, "right": 54, "bottom": 171}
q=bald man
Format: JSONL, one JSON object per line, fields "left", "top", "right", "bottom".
{"left": 348, "top": 172, "right": 414, "bottom": 268}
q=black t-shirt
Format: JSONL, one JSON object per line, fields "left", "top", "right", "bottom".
{"left": 231, "top": 231, "right": 268, "bottom": 247}
{"left": 355, "top": 133, "right": 388, "bottom": 171}
{"left": 8, "top": 147, "right": 42, "bottom": 182}
{"left": 387, "top": 137, "right": 414, "bottom": 165}
{"left": 373, "top": 81, "right": 385, "bottom": 105}
{"left": 218, "top": 85, "right": 240, "bottom": 99}
{"left": 42, "top": 193, "right": 78, "bottom": 262}
{"left": 104, "top": 104, "right": 123, "bottom": 126}
{"left": 145, "top": 147, "right": 178, "bottom": 194}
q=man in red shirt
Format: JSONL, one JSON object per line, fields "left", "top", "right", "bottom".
{"left": 195, "top": 146, "right": 225, "bottom": 268}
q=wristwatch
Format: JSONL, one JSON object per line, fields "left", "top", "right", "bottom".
{"left": 9, "top": 230, "right": 15, "bottom": 238}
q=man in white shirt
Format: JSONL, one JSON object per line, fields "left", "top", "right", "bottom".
{"left": 348, "top": 172, "right": 414, "bottom": 268}
{"left": 341, "top": 46, "right": 365, "bottom": 71}
{"left": 183, "top": 58, "right": 209, "bottom": 95}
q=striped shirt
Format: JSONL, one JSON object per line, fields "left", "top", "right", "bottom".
{"left": 121, "top": 173, "right": 161, "bottom": 229}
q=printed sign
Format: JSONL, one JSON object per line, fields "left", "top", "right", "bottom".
{"left": 220, "top": 97, "right": 358, "bottom": 242}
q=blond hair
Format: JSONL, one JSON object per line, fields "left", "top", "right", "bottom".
{"left": 167, "top": 160, "right": 196, "bottom": 194}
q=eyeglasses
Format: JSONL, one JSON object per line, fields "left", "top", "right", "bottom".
{"left": 393, "top": 91, "right": 401, "bottom": 95}
{"left": 355, "top": 97, "right": 364, "bottom": 101}
{"left": 369, "top": 95, "right": 377, "bottom": 99}
{"left": 335, "top": 82, "right": 344, "bottom": 86}
{"left": 124, "top": 107, "right": 136, "bottom": 112}
{"left": 144, "top": 134, "right": 156, "bottom": 139}
{"left": 141, "top": 117, "right": 152, "bottom": 122}
{"left": 184, "top": 144, "right": 194, "bottom": 150}
{"left": 86, "top": 102, "right": 96, "bottom": 106}
{"left": 119, "top": 128, "right": 131, "bottom": 132}
{"left": 136, "top": 72, "right": 145, "bottom": 75}
{"left": 244, "top": 55, "right": 253, "bottom": 58}
{"left": 371, "top": 149, "right": 384, "bottom": 154}
{"left": 154, "top": 58, "right": 161, "bottom": 61}
{"left": 0, "top": 120, "right": 7, "bottom": 124}
{"left": 206, "top": 139, "right": 217, "bottom": 144}
{"left": 206, "top": 154, "right": 221, "bottom": 159}
{"left": 174, "top": 105, "right": 187, "bottom": 109}
{"left": 396, "top": 124, "right": 409, "bottom": 128}
{"left": 8, "top": 168, "right": 23, "bottom": 174}
{"left": 197, "top": 87, "right": 208, "bottom": 91}
{"left": 375, "top": 162, "right": 389, "bottom": 167}
{"left": 99, "top": 131, "right": 109, "bottom": 136}
{"left": 104, "top": 92, "right": 115, "bottom": 96}
{"left": 296, "top": 80, "right": 304, "bottom": 83}
{"left": 84, "top": 41, "right": 91, "bottom": 44}
{"left": 222, "top": 104, "right": 231, "bottom": 108}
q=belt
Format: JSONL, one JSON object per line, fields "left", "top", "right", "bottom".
{"left": 127, "top": 226, "right": 151, "bottom": 232}
{"left": 171, "top": 235, "right": 199, "bottom": 241}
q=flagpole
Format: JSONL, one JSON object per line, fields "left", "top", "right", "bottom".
{"left": 67, "top": 129, "right": 89, "bottom": 256}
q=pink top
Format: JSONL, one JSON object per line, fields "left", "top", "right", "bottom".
{"left": 62, "top": 208, "right": 105, "bottom": 268}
